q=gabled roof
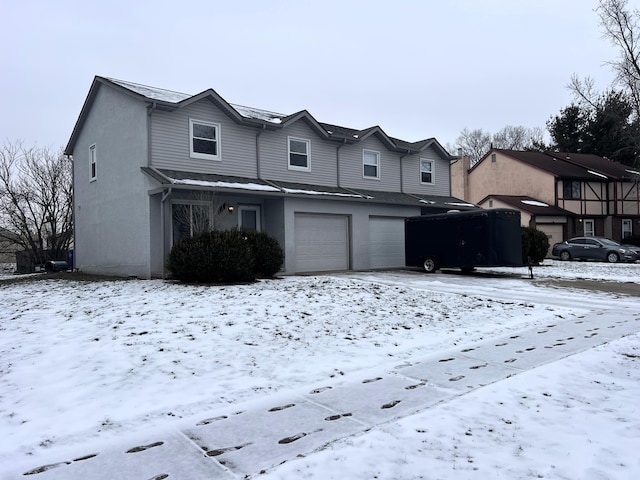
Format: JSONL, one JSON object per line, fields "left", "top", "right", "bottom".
{"left": 475, "top": 149, "right": 639, "bottom": 182}
{"left": 66, "top": 76, "right": 453, "bottom": 159}
{"left": 479, "top": 195, "right": 572, "bottom": 216}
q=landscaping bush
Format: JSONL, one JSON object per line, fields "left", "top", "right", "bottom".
{"left": 168, "top": 229, "right": 254, "bottom": 283}
{"left": 521, "top": 226, "right": 549, "bottom": 264}
{"left": 243, "top": 230, "right": 284, "bottom": 278}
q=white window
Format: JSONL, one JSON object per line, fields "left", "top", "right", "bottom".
{"left": 189, "top": 119, "right": 220, "bottom": 160}
{"left": 420, "top": 158, "right": 434, "bottom": 184}
{"left": 89, "top": 144, "right": 97, "bottom": 181}
{"left": 238, "top": 205, "right": 261, "bottom": 232}
{"left": 622, "top": 219, "right": 632, "bottom": 238}
{"left": 288, "top": 137, "right": 310, "bottom": 171}
{"left": 363, "top": 150, "right": 380, "bottom": 179}
{"left": 584, "top": 219, "right": 595, "bottom": 237}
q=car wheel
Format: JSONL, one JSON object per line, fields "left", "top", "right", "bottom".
{"left": 559, "top": 251, "right": 571, "bottom": 261}
{"left": 422, "top": 257, "right": 437, "bottom": 273}
{"left": 606, "top": 252, "right": 619, "bottom": 263}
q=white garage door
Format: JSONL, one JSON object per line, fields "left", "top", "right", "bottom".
{"left": 538, "top": 224, "right": 564, "bottom": 257}
{"left": 294, "top": 214, "right": 349, "bottom": 272}
{"left": 369, "top": 216, "right": 406, "bottom": 269}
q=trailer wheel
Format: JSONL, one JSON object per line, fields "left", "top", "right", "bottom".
{"left": 422, "top": 257, "right": 437, "bottom": 273}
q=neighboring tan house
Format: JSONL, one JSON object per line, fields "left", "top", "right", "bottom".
{"left": 451, "top": 149, "right": 640, "bottom": 247}
{"left": 65, "top": 76, "right": 472, "bottom": 278}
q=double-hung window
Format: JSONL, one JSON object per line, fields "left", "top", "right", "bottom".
{"left": 420, "top": 158, "right": 434, "bottom": 184}
{"left": 89, "top": 144, "right": 97, "bottom": 181}
{"left": 288, "top": 137, "right": 310, "bottom": 171}
{"left": 189, "top": 119, "right": 220, "bottom": 160}
{"left": 563, "top": 180, "right": 581, "bottom": 199}
{"left": 363, "top": 149, "right": 380, "bottom": 179}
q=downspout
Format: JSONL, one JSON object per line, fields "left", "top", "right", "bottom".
{"left": 256, "top": 125, "right": 265, "bottom": 179}
{"left": 147, "top": 101, "right": 157, "bottom": 167}
{"left": 160, "top": 187, "right": 172, "bottom": 278}
{"left": 399, "top": 150, "right": 410, "bottom": 194}
{"left": 336, "top": 139, "right": 346, "bottom": 187}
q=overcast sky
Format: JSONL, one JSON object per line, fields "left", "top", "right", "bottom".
{"left": 0, "top": 0, "right": 628, "bottom": 152}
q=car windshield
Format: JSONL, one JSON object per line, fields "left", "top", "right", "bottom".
{"left": 599, "top": 238, "right": 620, "bottom": 246}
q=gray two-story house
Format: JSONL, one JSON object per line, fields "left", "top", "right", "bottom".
{"left": 65, "top": 76, "right": 470, "bottom": 278}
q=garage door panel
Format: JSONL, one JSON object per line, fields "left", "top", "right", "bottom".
{"left": 295, "top": 214, "right": 349, "bottom": 272}
{"left": 538, "top": 224, "right": 563, "bottom": 258}
{"left": 369, "top": 217, "right": 405, "bottom": 269}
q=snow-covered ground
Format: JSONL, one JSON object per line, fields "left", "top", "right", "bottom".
{"left": 1, "top": 260, "right": 639, "bottom": 479}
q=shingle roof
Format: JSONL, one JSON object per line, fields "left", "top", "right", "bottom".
{"left": 67, "top": 76, "right": 455, "bottom": 159}
{"left": 479, "top": 149, "right": 639, "bottom": 181}
{"left": 480, "top": 195, "right": 572, "bottom": 216}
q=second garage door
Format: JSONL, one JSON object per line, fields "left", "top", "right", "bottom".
{"left": 369, "top": 216, "right": 406, "bottom": 269}
{"left": 294, "top": 214, "right": 349, "bottom": 272}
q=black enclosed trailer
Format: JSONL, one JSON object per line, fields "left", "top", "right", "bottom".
{"left": 405, "top": 208, "right": 522, "bottom": 273}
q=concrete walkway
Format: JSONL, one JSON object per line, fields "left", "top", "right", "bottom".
{"left": 10, "top": 308, "right": 640, "bottom": 480}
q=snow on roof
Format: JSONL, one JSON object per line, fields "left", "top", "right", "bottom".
{"left": 587, "top": 170, "right": 608, "bottom": 179}
{"left": 172, "top": 178, "right": 281, "bottom": 192}
{"left": 626, "top": 169, "right": 640, "bottom": 175}
{"left": 446, "top": 202, "right": 476, "bottom": 207}
{"left": 107, "top": 78, "right": 287, "bottom": 124}
{"left": 231, "top": 104, "right": 285, "bottom": 124}
{"left": 107, "top": 78, "right": 191, "bottom": 103}
{"left": 281, "top": 187, "right": 363, "bottom": 198}
{"left": 521, "top": 199, "right": 549, "bottom": 207}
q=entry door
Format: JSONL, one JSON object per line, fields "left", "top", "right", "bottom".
{"left": 239, "top": 206, "right": 261, "bottom": 231}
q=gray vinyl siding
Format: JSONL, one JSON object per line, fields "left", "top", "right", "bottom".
{"left": 150, "top": 99, "right": 258, "bottom": 177}
{"left": 339, "top": 136, "right": 401, "bottom": 191}
{"left": 259, "top": 121, "right": 337, "bottom": 185}
{"left": 403, "top": 144, "right": 451, "bottom": 196}
{"left": 72, "top": 85, "right": 151, "bottom": 277}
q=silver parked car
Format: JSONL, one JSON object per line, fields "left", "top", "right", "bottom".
{"left": 551, "top": 237, "right": 638, "bottom": 263}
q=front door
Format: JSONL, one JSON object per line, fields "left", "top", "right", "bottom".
{"left": 238, "top": 205, "right": 261, "bottom": 231}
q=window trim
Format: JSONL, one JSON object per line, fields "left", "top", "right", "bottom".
{"left": 622, "top": 219, "right": 632, "bottom": 238}
{"left": 288, "top": 136, "right": 311, "bottom": 171}
{"left": 419, "top": 158, "right": 435, "bottom": 185}
{"left": 362, "top": 149, "right": 380, "bottom": 179}
{"left": 583, "top": 219, "right": 595, "bottom": 237}
{"left": 89, "top": 144, "right": 97, "bottom": 181}
{"left": 189, "top": 118, "right": 221, "bottom": 160}
{"left": 563, "top": 180, "right": 581, "bottom": 199}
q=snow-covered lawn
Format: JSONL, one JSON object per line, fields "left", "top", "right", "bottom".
{"left": 1, "top": 260, "right": 639, "bottom": 478}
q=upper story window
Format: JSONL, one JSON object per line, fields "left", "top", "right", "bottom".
{"left": 420, "top": 158, "right": 434, "bottom": 184}
{"left": 288, "top": 137, "right": 310, "bottom": 171}
{"left": 563, "top": 180, "right": 581, "bottom": 199}
{"left": 89, "top": 144, "right": 97, "bottom": 181}
{"left": 363, "top": 149, "right": 380, "bottom": 179}
{"left": 189, "top": 119, "right": 220, "bottom": 160}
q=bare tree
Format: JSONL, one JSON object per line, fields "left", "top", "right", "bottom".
{"left": 454, "top": 126, "right": 547, "bottom": 165}
{"left": 0, "top": 140, "right": 73, "bottom": 266}
{"left": 571, "top": 0, "right": 640, "bottom": 115}
{"left": 454, "top": 128, "right": 492, "bottom": 166}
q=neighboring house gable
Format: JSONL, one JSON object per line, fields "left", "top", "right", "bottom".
{"left": 451, "top": 148, "right": 640, "bottom": 243}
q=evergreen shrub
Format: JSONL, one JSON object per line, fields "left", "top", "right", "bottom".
{"left": 521, "top": 227, "right": 549, "bottom": 264}
{"left": 243, "top": 230, "right": 284, "bottom": 278}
